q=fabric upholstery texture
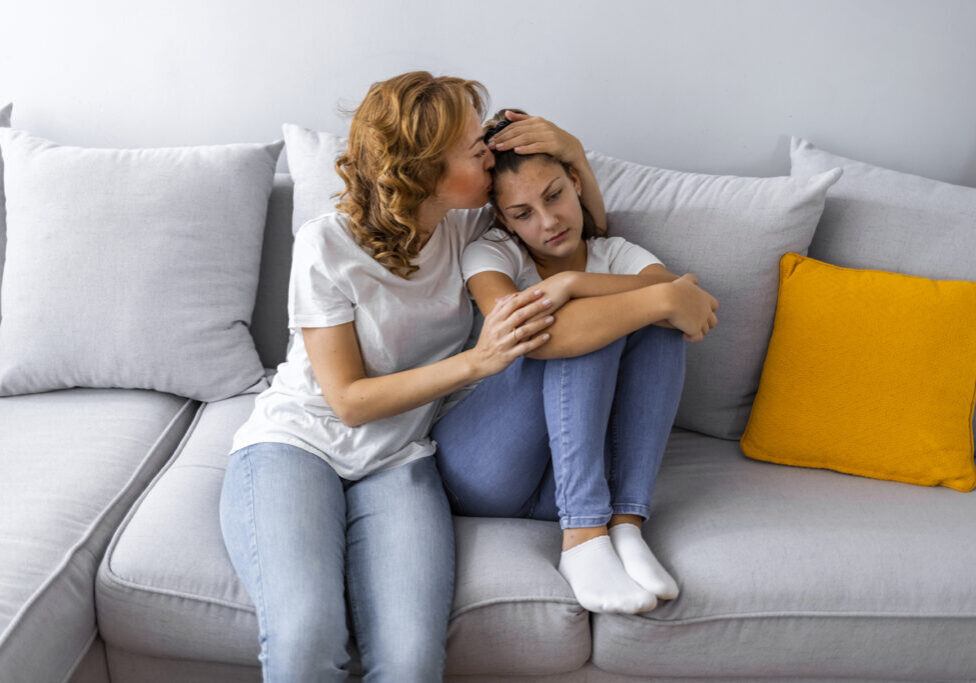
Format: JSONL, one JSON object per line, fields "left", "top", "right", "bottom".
{"left": 587, "top": 150, "right": 841, "bottom": 439}
{"left": 741, "top": 253, "right": 976, "bottom": 491}
{"left": 96, "top": 393, "right": 590, "bottom": 677}
{"left": 791, "top": 136, "right": 976, "bottom": 281}
{"left": 0, "top": 130, "right": 282, "bottom": 401}
{"left": 0, "top": 102, "right": 11, "bottom": 321}
{"left": 591, "top": 429, "right": 976, "bottom": 680}
{"left": 0, "top": 389, "right": 197, "bottom": 683}
{"left": 280, "top": 124, "right": 346, "bottom": 233}
{"left": 248, "top": 174, "right": 294, "bottom": 369}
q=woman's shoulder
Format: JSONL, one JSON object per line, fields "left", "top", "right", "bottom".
{"left": 294, "top": 212, "right": 360, "bottom": 252}
{"left": 443, "top": 206, "right": 494, "bottom": 246}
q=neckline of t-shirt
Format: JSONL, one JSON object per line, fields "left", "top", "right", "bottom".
{"left": 413, "top": 220, "right": 445, "bottom": 265}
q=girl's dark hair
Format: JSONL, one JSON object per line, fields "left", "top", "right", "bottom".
{"left": 484, "top": 108, "right": 601, "bottom": 240}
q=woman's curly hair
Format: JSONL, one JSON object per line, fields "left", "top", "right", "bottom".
{"left": 335, "top": 72, "right": 488, "bottom": 279}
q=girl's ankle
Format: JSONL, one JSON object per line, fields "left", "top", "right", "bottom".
{"left": 562, "top": 525, "right": 608, "bottom": 551}
{"left": 608, "top": 513, "right": 643, "bottom": 529}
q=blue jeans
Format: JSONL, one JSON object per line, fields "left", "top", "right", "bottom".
{"left": 219, "top": 444, "right": 454, "bottom": 682}
{"left": 433, "top": 324, "right": 685, "bottom": 529}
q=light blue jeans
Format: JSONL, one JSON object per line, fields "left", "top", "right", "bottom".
{"left": 433, "top": 324, "right": 685, "bottom": 529}
{"left": 219, "top": 444, "right": 454, "bottom": 682}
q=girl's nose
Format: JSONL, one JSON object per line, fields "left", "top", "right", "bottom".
{"left": 540, "top": 209, "right": 559, "bottom": 230}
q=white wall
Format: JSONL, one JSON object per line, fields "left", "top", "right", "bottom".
{"left": 1, "top": 0, "right": 974, "bottom": 184}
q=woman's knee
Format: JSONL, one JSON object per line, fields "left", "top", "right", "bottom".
{"left": 266, "top": 608, "right": 349, "bottom": 680}
{"left": 363, "top": 633, "right": 445, "bottom": 682}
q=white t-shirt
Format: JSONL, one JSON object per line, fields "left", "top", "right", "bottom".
{"left": 230, "top": 209, "right": 488, "bottom": 480}
{"left": 461, "top": 228, "right": 663, "bottom": 289}
{"left": 435, "top": 229, "right": 665, "bottom": 418}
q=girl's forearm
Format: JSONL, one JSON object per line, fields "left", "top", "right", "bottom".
{"left": 526, "top": 284, "right": 674, "bottom": 360}
{"left": 566, "top": 269, "right": 679, "bottom": 299}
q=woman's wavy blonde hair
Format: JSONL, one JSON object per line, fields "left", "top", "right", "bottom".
{"left": 335, "top": 71, "right": 487, "bottom": 279}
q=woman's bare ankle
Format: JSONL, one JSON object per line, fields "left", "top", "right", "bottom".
{"left": 562, "top": 525, "right": 608, "bottom": 551}
{"left": 608, "top": 514, "right": 643, "bottom": 529}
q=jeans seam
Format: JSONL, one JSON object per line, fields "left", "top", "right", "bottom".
{"left": 611, "top": 503, "right": 651, "bottom": 517}
{"left": 556, "top": 360, "right": 571, "bottom": 521}
{"left": 561, "top": 512, "right": 613, "bottom": 529}
{"left": 241, "top": 452, "right": 271, "bottom": 677}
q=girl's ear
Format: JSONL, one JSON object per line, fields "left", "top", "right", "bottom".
{"left": 493, "top": 209, "right": 512, "bottom": 231}
{"left": 568, "top": 165, "right": 583, "bottom": 195}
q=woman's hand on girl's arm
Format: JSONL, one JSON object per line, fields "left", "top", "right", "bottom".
{"left": 301, "top": 290, "right": 554, "bottom": 427}
{"left": 487, "top": 111, "right": 607, "bottom": 232}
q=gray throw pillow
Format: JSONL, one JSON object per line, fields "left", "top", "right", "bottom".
{"left": 0, "top": 102, "right": 11, "bottom": 321}
{"left": 588, "top": 149, "right": 842, "bottom": 440}
{"left": 281, "top": 124, "right": 346, "bottom": 233}
{"left": 791, "top": 136, "right": 976, "bottom": 281}
{"left": 0, "top": 129, "right": 283, "bottom": 401}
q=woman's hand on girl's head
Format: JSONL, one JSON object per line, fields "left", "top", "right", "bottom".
{"left": 487, "top": 111, "right": 585, "bottom": 166}
{"left": 471, "top": 289, "right": 555, "bottom": 378}
{"left": 661, "top": 274, "right": 720, "bottom": 343}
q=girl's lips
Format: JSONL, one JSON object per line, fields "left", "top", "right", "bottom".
{"left": 546, "top": 229, "right": 570, "bottom": 245}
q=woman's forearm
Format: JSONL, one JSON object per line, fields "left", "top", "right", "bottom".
{"left": 327, "top": 351, "right": 482, "bottom": 427}
{"left": 526, "top": 284, "right": 675, "bottom": 360}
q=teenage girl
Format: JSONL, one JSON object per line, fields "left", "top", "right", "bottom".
{"left": 433, "top": 110, "right": 719, "bottom": 615}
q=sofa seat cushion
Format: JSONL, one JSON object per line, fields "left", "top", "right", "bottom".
{"left": 0, "top": 389, "right": 197, "bottom": 683}
{"left": 96, "top": 392, "right": 590, "bottom": 678}
{"left": 592, "top": 429, "right": 976, "bottom": 680}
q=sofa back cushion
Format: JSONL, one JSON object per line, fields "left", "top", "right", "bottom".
{"left": 0, "top": 102, "right": 11, "bottom": 321}
{"left": 589, "top": 150, "right": 842, "bottom": 439}
{"left": 0, "top": 129, "right": 282, "bottom": 401}
{"left": 792, "top": 137, "right": 976, "bottom": 280}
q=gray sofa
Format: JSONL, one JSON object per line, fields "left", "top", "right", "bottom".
{"left": 3, "top": 144, "right": 976, "bottom": 681}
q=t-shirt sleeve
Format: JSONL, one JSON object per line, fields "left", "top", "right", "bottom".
{"left": 461, "top": 233, "right": 523, "bottom": 284}
{"left": 287, "top": 226, "right": 356, "bottom": 329}
{"left": 601, "top": 236, "right": 664, "bottom": 275}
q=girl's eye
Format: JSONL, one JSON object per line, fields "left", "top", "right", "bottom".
{"left": 547, "top": 189, "right": 562, "bottom": 201}
{"left": 514, "top": 211, "right": 530, "bottom": 220}
{"left": 475, "top": 150, "right": 487, "bottom": 158}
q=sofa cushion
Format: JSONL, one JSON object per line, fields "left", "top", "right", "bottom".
{"left": 741, "top": 252, "right": 976, "bottom": 491}
{"left": 791, "top": 136, "right": 976, "bottom": 281}
{"left": 248, "top": 174, "right": 295, "bottom": 370}
{"left": 0, "top": 130, "right": 282, "bottom": 401}
{"left": 0, "top": 389, "right": 197, "bottom": 683}
{"left": 96, "top": 392, "right": 590, "bottom": 677}
{"left": 591, "top": 429, "right": 976, "bottom": 680}
{"left": 589, "top": 150, "right": 842, "bottom": 440}
{"left": 281, "top": 124, "right": 346, "bottom": 233}
{"left": 0, "top": 101, "right": 11, "bottom": 321}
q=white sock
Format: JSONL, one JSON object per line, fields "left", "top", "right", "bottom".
{"left": 609, "top": 523, "right": 680, "bottom": 600}
{"left": 558, "top": 535, "right": 657, "bottom": 614}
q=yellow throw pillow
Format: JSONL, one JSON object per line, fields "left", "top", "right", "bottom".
{"left": 740, "top": 252, "right": 976, "bottom": 492}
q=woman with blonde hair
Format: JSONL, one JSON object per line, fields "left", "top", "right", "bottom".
{"left": 218, "top": 72, "right": 604, "bottom": 680}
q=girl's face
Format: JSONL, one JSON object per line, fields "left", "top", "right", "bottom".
{"left": 493, "top": 157, "right": 585, "bottom": 261}
{"left": 434, "top": 107, "right": 495, "bottom": 210}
